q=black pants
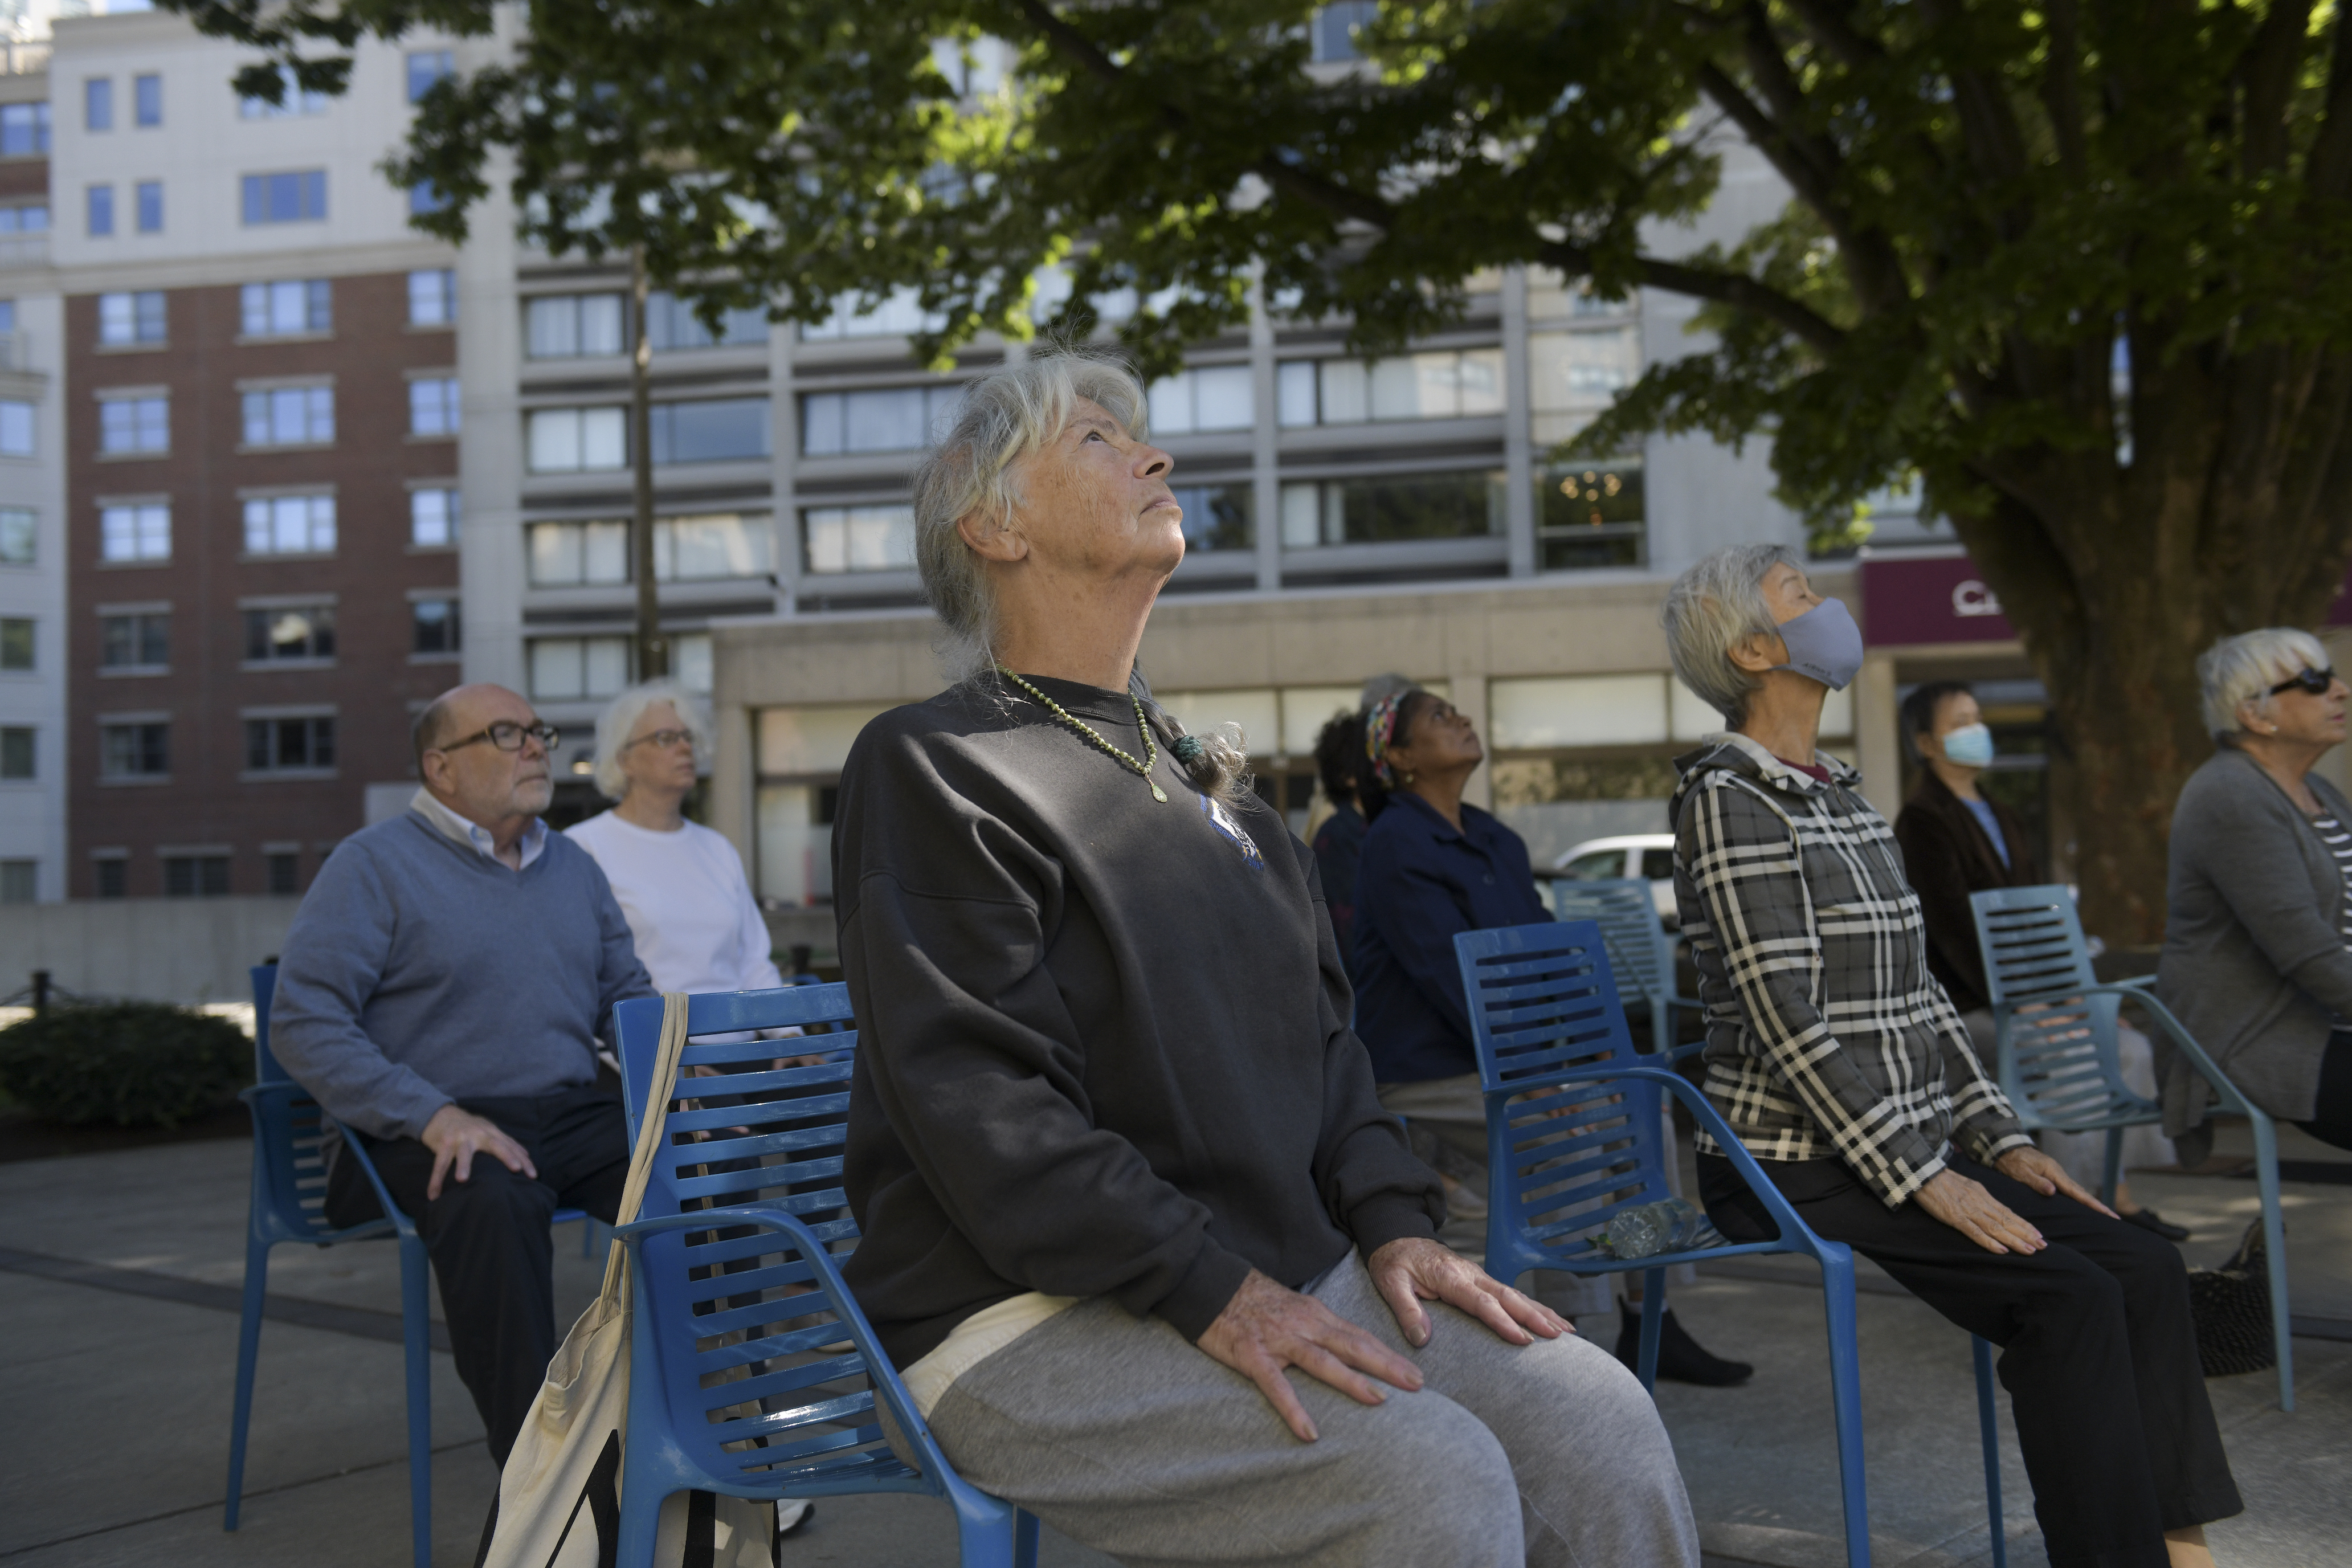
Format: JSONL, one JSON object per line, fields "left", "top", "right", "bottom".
{"left": 2297, "top": 1030, "right": 2352, "bottom": 1152}
{"left": 325, "top": 1084, "right": 630, "bottom": 1467}
{"left": 1698, "top": 1150, "right": 2241, "bottom": 1568}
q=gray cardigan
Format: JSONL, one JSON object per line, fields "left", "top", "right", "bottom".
{"left": 2155, "top": 746, "right": 2352, "bottom": 1137}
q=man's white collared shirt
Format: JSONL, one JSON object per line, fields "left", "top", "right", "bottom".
{"left": 410, "top": 788, "right": 549, "bottom": 870}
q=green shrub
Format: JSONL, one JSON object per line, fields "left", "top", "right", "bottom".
{"left": 0, "top": 1003, "right": 252, "bottom": 1128}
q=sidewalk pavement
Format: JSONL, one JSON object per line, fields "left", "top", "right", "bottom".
{"left": 1, "top": 1133, "right": 2346, "bottom": 1568}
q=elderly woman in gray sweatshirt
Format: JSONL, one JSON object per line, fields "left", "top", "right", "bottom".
{"left": 2158, "top": 628, "right": 2352, "bottom": 1160}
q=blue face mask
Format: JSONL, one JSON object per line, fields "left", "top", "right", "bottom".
{"left": 1770, "top": 598, "right": 1865, "bottom": 692}
{"left": 1941, "top": 723, "right": 1995, "bottom": 769}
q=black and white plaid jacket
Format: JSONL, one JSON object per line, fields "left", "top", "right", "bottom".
{"left": 1671, "top": 733, "right": 2030, "bottom": 1207}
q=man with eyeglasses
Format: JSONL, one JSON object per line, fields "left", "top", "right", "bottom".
{"left": 269, "top": 682, "right": 654, "bottom": 1472}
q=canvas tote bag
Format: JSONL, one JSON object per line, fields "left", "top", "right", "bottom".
{"left": 477, "top": 993, "right": 781, "bottom": 1568}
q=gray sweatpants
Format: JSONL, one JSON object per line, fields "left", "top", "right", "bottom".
{"left": 915, "top": 1251, "right": 1700, "bottom": 1568}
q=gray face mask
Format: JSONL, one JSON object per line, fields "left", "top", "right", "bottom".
{"left": 1770, "top": 598, "right": 1865, "bottom": 691}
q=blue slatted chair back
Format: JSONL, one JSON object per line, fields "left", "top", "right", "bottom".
{"left": 1969, "top": 887, "right": 2156, "bottom": 1132}
{"left": 246, "top": 962, "right": 389, "bottom": 1247}
{"left": 610, "top": 986, "right": 937, "bottom": 1502}
{"left": 1549, "top": 878, "right": 1668, "bottom": 1014}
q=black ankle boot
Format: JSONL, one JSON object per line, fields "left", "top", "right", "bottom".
{"left": 1616, "top": 1305, "right": 1754, "bottom": 1386}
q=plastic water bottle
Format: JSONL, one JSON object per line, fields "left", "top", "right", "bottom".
{"left": 1603, "top": 1197, "right": 1712, "bottom": 1260}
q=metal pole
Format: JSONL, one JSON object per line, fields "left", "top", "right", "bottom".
{"left": 631, "top": 249, "right": 666, "bottom": 680}
{"left": 31, "top": 969, "right": 47, "bottom": 1014}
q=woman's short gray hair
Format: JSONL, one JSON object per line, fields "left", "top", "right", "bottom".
{"left": 1663, "top": 542, "right": 1802, "bottom": 726}
{"left": 2196, "top": 627, "right": 2330, "bottom": 741}
{"left": 591, "top": 680, "right": 711, "bottom": 800}
{"left": 909, "top": 347, "right": 1149, "bottom": 681}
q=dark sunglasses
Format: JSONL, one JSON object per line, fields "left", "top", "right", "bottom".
{"left": 2268, "top": 667, "right": 2338, "bottom": 697}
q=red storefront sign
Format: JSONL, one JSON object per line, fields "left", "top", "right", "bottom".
{"left": 1859, "top": 552, "right": 2016, "bottom": 647}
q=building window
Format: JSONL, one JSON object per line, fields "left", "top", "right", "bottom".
{"left": 99, "top": 395, "right": 168, "bottom": 455}
{"left": 1277, "top": 470, "right": 1507, "bottom": 547}
{"left": 134, "top": 181, "right": 162, "bottom": 233}
{"left": 409, "top": 181, "right": 447, "bottom": 217}
{"left": 1312, "top": 1, "right": 1378, "bottom": 62}
{"left": 240, "top": 67, "right": 328, "bottom": 118}
{"left": 1170, "top": 484, "right": 1254, "bottom": 553}
{"left": 0, "top": 860, "right": 32, "bottom": 903}
{"left": 406, "top": 50, "right": 455, "bottom": 103}
{"left": 528, "top": 636, "right": 630, "bottom": 702}
{"left": 241, "top": 171, "right": 328, "bottom": 226}
{"left": 652, "top": 398, "right": 769, "bottom": 464}
{"left": 528, "top": 512, "right": 773, "bottom": 585}
{"left": 100, "top": 611, "right": 168, "bottom": 671}
{"left": 413, "top": 597, "right": 460, "bottom": 655}
{"left": 0, "top": 400, "right": 30, "bottom": 456}
{"left": 0, "top": 726, "right": 31, "bottom": 779}
{"left": 524, "top": 293, "right": 624, "bottom": 358}
{"left": 1538, "top": 462, "right": 1646, "bottom": 570}
{"left": 241, "top": 280, "right": 330, "bottom": 338}
{"left": 0, "top": 103, "right": 50, "bottom": 156}
{"left": 0, "top": 203, "right": 47, "bottom": 233}
{"left": 243, "top": 494, "right": 337, "bottom": 556}
{"left": 646, "top": 291, "right": 768, "bottom": 351}
{"left": 87, "top": 184, "right": 113, "bottom": 237}
{"left": 799, "top": 287, "right": 945, "bottom": 341}
{"left": 99, "top": 291, "right": 166, "bottom": 346}
{"left": 1276, "top": 349, "right": 1505, "bottom": 427}
{"left": 1147, "top": 366, "right": 1254, "bottom": 435}
{"left": 163, "top": 855, "right": 231, "bottom": 897}
{"left": 85, "top": 77, "right": 112, "bottom": 133}
{"left": 409, "top": 376, "right": 460, "bottom": 436}
{"left": 799, "top": 386, "right": 961, "bottom": 457}
{"left": 408, "top": 268, "right": 455, "bottom": 326}
{"left": 245, "top": 714, "right": 336, "bottom": 772}
{"left": 674, "top": 634, "right": 713, "bottom": 695}
{"left": 1529, "top": 325, "right": 1641, "bottom": 446}
{"left": 244, "top": 605, "right": 336, "bottom": 663}
{"left": 0, "top": 615, "right": 31, "bottom": 670}
{"left": 134, "top": 73, "right": 162, "bottom": 128}
{"left": 94, "top": 857, "right": 125, "bottom": 898}
{"left": 410, "top": 487, "right": 458, "bottom": 547}
{"left": 265, "top": 851, "right": 299, "bottom": 894}
{"left": 100, "top": 503, "right": 170, "bottom": 562}
{"left": 0, "top": 507, "right": 30, "bottom": 564}
{"left": 100, "top": 721, "right": 169, "bottom": 778}
{"left": 802, "top": 505, "right": 916, "bottom": 574}
{"left": 242, "top": 386, "right": 334, "bottom": 447}
{"left": 526, "top": 407, "right": 626, "bottom": 472}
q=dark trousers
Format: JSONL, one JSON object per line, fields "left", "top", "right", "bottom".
{"left": 1699, "top": 1150, "right": 2241, "bottom": 1568}
{"left": 2297, "top": 1030, "right": 2352, "bottom": 1152}
{"left": 325, "top": 1084, "right": 630, "bottom": 1467}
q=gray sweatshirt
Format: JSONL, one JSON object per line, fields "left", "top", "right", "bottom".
{"left": 270, "top": 807, "right": 654, "bottom": 1139}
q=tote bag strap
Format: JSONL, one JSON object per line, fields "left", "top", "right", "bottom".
{"left": 598, "top": 991, "right": 692, "bottom": 1301}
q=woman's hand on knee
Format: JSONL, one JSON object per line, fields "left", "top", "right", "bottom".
{"left": 1993, "top": 1146, "right": 2120, "bottom": 1218}
{"left": 1367, "top": 1237, "right": 1573, "bottom": 1351}
{"left": 1914, "top": 1169, "right": 2046, "bottom": 1253}
{"left": 1197, "top": 1269, "right": 1424, "bottom": 1443}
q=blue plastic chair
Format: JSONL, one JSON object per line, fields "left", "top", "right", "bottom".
{"left": 1971, "top": 885, "right": 2294, "bottom": 1411}
{"left": 227, "top": 965, "right": 605, "bottom": 1566}
{"left": 1455, "top": 922, "right": 2008, "bottom": 1568}
{"left": 1549, "top": 876, "right": 1702, "bottom": 1055}
{"left": 610, "top": 985, "right": 1038, "bottom": 1568}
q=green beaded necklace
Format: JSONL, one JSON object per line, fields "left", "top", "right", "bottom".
{"left": 998, "top": 667, "right": 1167, "bottom": 802}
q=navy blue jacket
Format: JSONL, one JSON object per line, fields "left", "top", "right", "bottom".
{"left": 1310, "top": 802, "right": 1369, "bottom": 985}
{"left": 1353, "top": 792, "right": 1550, "bottom": 1083}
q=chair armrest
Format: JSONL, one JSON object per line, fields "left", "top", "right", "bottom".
{"left": 2105, "top": 974, "right": 2159, "bottom": 995}
{"left": 2079, "top": 984, "right": 2268, "bottom": 1125}
{"left": 326, "top": 1118, "right": 421, "bottom": 1240}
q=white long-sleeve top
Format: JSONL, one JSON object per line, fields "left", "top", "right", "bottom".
{"left": 565, "top": 810, "right": 786, "bottom": 995}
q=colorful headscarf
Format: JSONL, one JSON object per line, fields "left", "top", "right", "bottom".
{"left": 1365, "top": 688, "right": 1411, "bottom": 789}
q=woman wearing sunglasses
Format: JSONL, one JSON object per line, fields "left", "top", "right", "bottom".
{"left": 2159, "top": 629, "right": 2352, "bottom": 1162}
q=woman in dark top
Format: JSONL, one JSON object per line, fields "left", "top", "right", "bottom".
{"left": 1308, "top": 708, "right": 1369, "bottom": 984}
{"left": 830, "top": 349, "right": 1696, "bottom": 1568}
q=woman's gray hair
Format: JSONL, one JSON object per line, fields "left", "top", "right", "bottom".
{"left": 591, "top": 680, "right": 712, "bottom": 800}
{"left": 908, "top": 346, "right": 1252, "bottom": 803}
{"left": 2197, "top": 627, "right": 2330, "bottom": 741}
{"left": 1663, "top": 542, "right": 1803, "bottom": 726}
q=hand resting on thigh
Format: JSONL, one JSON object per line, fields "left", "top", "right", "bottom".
{"left": 1913, "top": 1148, "right": 2116, "bottom": 1255}
{"left": 418, "top": 1104, "right": 537, "bottom": 1201}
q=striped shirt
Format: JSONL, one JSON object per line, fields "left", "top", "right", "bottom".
{"left": 2311, "top": 814, "right": 2352, "bottom": 947}
{"left": 1671, "top": 733, "right": 2032, "bottom": 1207}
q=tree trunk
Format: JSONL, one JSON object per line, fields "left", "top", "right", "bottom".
{"left": 630, "top": 248, "right": 666, "bottom": 681}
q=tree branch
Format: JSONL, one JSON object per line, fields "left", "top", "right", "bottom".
{"left": 1916, "top": 0, "right": 2032, "bottom": 190}
{"left": 2305, "top": 7, "right": 2352, "bottom": 201}
{"left": 2240, "top": 0, "right": 2313, "bottom": 177}
{"left": 1777, "top": 0, "right": 1885, "bottom": 71}
{"left": 2039, "top": 0, "right": 2090, "bottom": 182}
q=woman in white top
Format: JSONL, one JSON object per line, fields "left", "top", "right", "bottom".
{"left": 567, "top": 681, "right": 785, "bottom": 997}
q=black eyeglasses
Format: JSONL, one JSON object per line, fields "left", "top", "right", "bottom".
{"left": 437, "top": 720, "right": 560, "bottom": 755}
{"left": 2268, "top": 667, "right": 2338, "bottom": 697}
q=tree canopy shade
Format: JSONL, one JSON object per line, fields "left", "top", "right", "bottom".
{"left": 163, "top": 0, "right": 2352, "bottom": 943}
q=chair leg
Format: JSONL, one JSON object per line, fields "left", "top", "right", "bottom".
{"left": 397, "top": 1232, "right": 435, "bottom": 1568}
{"left": 1635, "top": 1267, "right": 1666, "bottom": 1393}
{"left": 949, "top": 1485, "right": 1022, "bottom": 1568}
{"left": 580, "top": 1215, "right": 594, "bottom": 1259}
{"left": 1014, "top": 1507, "right": 1040, "bottom": 1568}
{"left": 223, "top": 1230, "right": 272, "bottom": 1532}
{"left": 616, "top": 1481, "right": 667, "bottom": 1568}
{"left": 2098, "top": 1128, "right": 2124, "bottom": 1211}
{"left": 1816, "top": 1246, "right": 1871, "bottom": 1568}
{"left": 2249, "top": 1116, "right": 2295, "bottom": 1412}
{"left": 1972, "top": 1336, "right": 2006, "bottom": 1568}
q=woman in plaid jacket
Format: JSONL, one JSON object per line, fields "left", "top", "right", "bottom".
{"left": 1664, "top": 544, "right": 2240, "bottom": 1568}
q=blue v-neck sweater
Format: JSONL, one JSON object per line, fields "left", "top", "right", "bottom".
{"left": 270, "top": 809, "right": 654, "bottom": 1140}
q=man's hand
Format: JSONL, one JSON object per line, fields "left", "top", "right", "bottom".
{"left": 419, "top": 1104, "right": 536, "bottom": 1201}
{"left": 1195, "top": 1269, "right": 1424, "bottom": 1443}
{"left": 1914, "top": 1167, "right": 2045, "bottom": 1255}
{"left": 1367, "top": 1236, "right": 1571, "bottom": 1350}
{"left": 1994, "top": 1145, "right": 2120, "bottom": 1219}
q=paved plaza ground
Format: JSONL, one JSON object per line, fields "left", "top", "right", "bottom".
{"left": 0, "top": 1125, "right": 2346, "bottom": 1568}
